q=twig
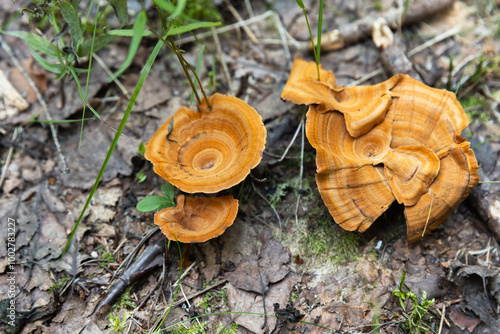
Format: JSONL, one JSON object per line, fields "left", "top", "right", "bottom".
{"left": 93, "top": 53, "right": 129, "bottom": 97}
{"left": 437, "top": 304, "right": 446, "bottom": 334}
{"left": 251, "top": 181, "right": 282, "bottom": 227}
{"left": 224, "top": 0, "right": 259, "bottom": 44}
{"left": 211, "top": 26, "right": 234, "bottom": 95}
{"left": 169, "top": 279, "right": 228, "bottom": 309}
{"left": 180, "top": 11, "right": 293, "bottom": 66}
{"left": 407, "top": 26, "right": 461, "bottom": 57}
{"left": 0, "top": 35, "right": 69, "bottom": 173}
{"left": 278, "top": 119, "right": 303, "bottom": 162}
{"left": 0, "top": 127, "right": 19, "bottom": 189}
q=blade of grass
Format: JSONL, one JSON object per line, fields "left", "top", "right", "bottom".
{"left": 79, "top": 0, "right": 100, "bottom": 148}
{"left": 108, "top": 10, "right": 147, "bottom": 82}
{"left": 295, "top": 0, "right": 319, "bottom": 79}
{"left": 168, "top": 0, "right": 186, "bottom": 21}
{"left": 61, "top": 38, "right": 165, "bottom": 257}
{"left": 190, "top": 44, "right": 205, "bottom": 106}
{"left": 316, "top": 0, "right": 323, "bottom": 70}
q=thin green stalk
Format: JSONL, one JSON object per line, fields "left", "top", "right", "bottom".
{"left": 80, "top": 0, "right": 100, "bottom": 148}
{"left": 167, "top": 35, "right": 205, "bottom": 107}
{"left": 190, "top": 44, "right": 205, "bottom": 106}
{"left": 61, "top": 38, "right": 165, "bottom": 257}
{"left": 316, "top": 0, "right": 323, "bottom": 75}
{"left": 296, "top": 0, "right": 319, "bottom": 80}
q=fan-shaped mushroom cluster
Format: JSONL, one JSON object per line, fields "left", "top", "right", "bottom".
{"left": 146, "top": 93, "right": 267, "bottom": 242}
{"left": 282, "top": 59, "right": 479, "bottom": 242}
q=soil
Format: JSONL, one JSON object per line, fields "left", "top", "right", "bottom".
{"left": 1, "top": 0, "right": 500, "bottom": 333}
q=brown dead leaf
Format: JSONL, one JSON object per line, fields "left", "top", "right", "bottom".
{"left": 0, "top": 70, "right": 29, "bottom": 121}
{"left": 59, "top": 125, "right": 132, "bottom": 189}
{"left": 8, "top": 58, "right": 47, "bottom": 104}
{"left": 226, "top": 274, "right": 301, "bottom": 334}
{"left": 448, "top": 307, "right": 482, "bottom": 332}
{"left": 225, "top": 239, "right": 290, "bottom": 294}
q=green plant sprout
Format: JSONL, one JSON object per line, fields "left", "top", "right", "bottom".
{"left": 392, "top": 270, "right": 435, "bottom": 334}
{"left": 136, "top": 183, "right": 176, "bottom": 212}
{"left": 295, "top": 0, "right": 323, "bottom": 80}
{"left": 108, "top": 311, "right": 133, "bottom": 333}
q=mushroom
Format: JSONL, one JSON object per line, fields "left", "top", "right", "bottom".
{"left": 281, "top": 58, "right": 400, "bottom": 137}
{"left": 145, "top": 93, "right": 267, "bottom": 193}
{"left": 154, "top": 194, "right": 238, "bottom": 243}
{"left": 283, "top": 59, "right": 479, "bottom": 242}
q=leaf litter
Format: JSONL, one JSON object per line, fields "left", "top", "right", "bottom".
{"left": 0, "top": 0, "right": 500, "bottom": 333}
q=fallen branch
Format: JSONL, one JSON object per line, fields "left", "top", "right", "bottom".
{"left": 316, "top": 0, "right": 456, "bottom": 51}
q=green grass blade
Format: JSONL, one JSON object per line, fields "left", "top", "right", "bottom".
{"left": 107, "top": 29, "right": 153, "bottom": 37}
{"left": 168, "top": 0, "right": 186, "bottom": 21}
{"left": 61, "top": 38, "right": 165, "bottom": 257}
{"left": 108, "top": 10, "right": 147, "bottom": 81}
{"left": 2, "top": 30, "right": 60, "bottom": 58}
{"left": 316, "top": 0, "right": 323, "bottom": 68}
{"left": 78, "top": 33, "right": 117, "bottom": 56}
{"left": 29, "top": 48, "right": 63, "bottom": 74}
{"left": 108, "top": 21, "right": 221, "bottom": 38}
{"left": 167, "top": 21, "right": 221, "bottom": 35}
{"left": 59, "top": 0, "right": 83, "bottom": 52}
{"left": 152, "top": 0, "right": 176, "bottom": 14}
{"left": 108, "top": 0, "right": 129, "bottom": 27}
{"left": 295, "top": 0, "right": 305, "bottom": 9}
{"left": 190, "top": 44, "right": 205, "bottom": 105}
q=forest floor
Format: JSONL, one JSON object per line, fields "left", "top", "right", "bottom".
{"left": 1, "top": 0, "right": 500, "bottom": 333}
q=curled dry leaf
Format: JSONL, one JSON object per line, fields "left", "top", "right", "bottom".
{"left": 145, "top": 93, "right": 266, "bottom": 193}
{"left": 154, "top": 195, "right": 238, "bottom": 243}
{"left": 282, "top": 59, "right": 479, "bottom": 242}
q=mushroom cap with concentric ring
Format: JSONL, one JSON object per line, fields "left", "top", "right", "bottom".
{"left": 283, "top": 59, "right": 479, "bottom": 243}
{"left": 145, "top": 93, "right": 267, "bottom": 193}
{"left": 154, "top": 195, "right": 238, "bottom": 243}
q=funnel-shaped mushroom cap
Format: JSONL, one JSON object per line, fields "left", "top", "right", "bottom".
{"left": 154, "top": 195, "right": 239, "bottom": 243}
{"left": 281, "top": 58, "right": 400, "bottom": 137}
{"left": 145, "top": 94, "right": 266, "bottom": 193}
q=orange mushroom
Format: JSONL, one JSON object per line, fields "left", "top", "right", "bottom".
{"left": 145, "top": 94, "right": 267, "bottom": 193}
{"left": 281, "top": 58, "right": 400, "bottom": 137}
{"left": 283, "top": 59, "right": 479, "bottom": 242}
{"left": 154, "top": 195, "right": 238, "bottom": 243}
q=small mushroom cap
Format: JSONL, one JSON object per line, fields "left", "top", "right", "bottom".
{"left": 145, "top": 94, "right": 266, "bottom": 193}
{"left": 154, "top": 195, "right": 239, "bottom": 243}
{"left": 281, "top": 58, "right": 400, "bottom": 137}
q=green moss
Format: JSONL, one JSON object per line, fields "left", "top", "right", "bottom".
{"left": 171, "top": 321, "right": 208, "bottom": 334}
{"left": 216, "top": 322, "right": 238, "bottom": 334}
{"left": 197, "top": 288, "right": 228, "bottom": 313}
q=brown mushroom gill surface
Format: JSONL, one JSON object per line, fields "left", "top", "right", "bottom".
{"left": 281, "top": 58, "right": 400, "bottom": 137}
{"left": 154, "top": 195, "right": 238, "bottom": 243}
{"left": 285, "top": 59, "right": 479, "bottom": 242}
{"left": 145, "top": 93, "right": 266, "bottom": 193}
